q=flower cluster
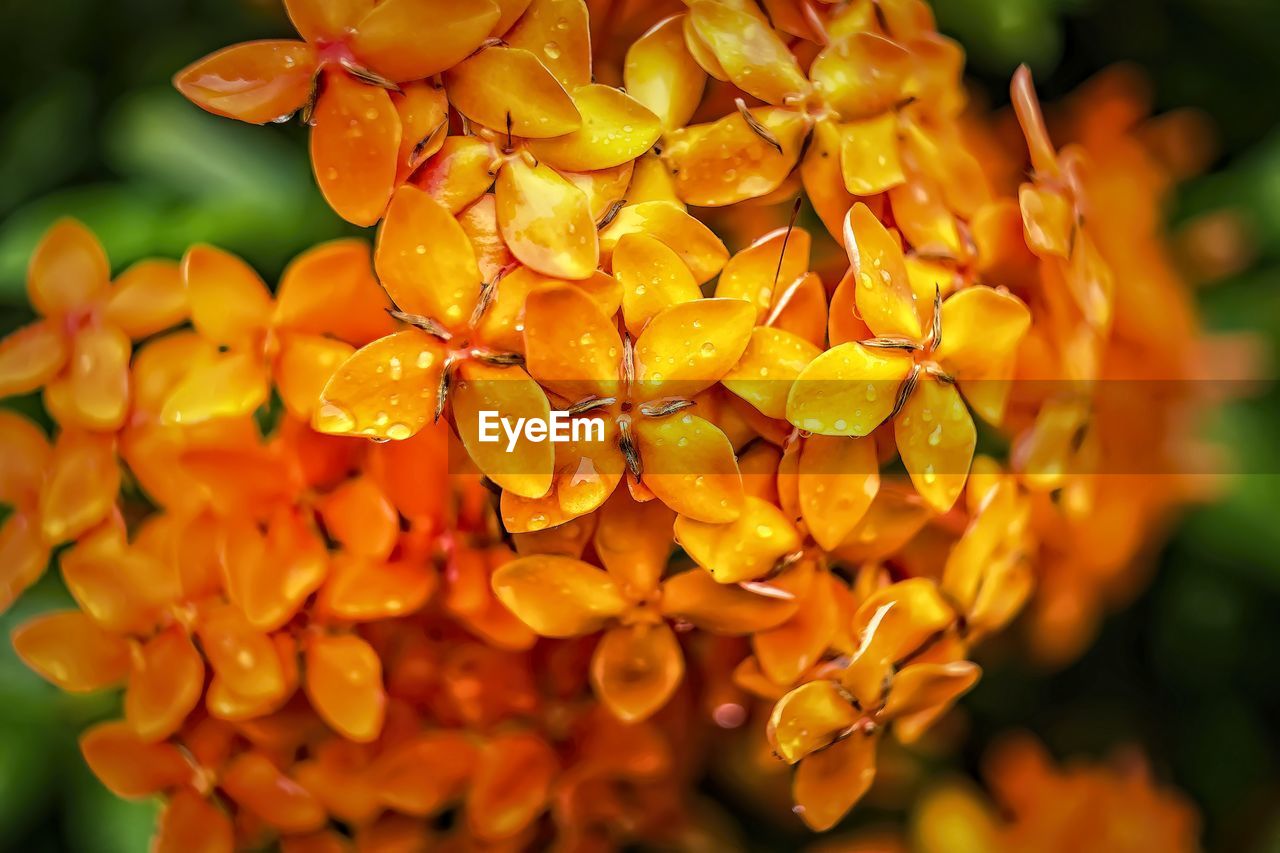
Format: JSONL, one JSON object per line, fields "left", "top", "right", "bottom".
{"left": 0, "top": 0, "right": 1207, "bottom": 847}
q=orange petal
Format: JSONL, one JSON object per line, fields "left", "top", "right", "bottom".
{"left": 792, "top": 731, "right": 878, "bottom": 831}
{"left": 503, "top": 0, "right": 591, "bottom": 89}
{"left": 317, "top": 554, "right": 436, "bottom": 620}
{"left": 377, "top": 185, "right": 483, "bottom": 323}
{"left": 753, "top": 572, "right": 840, "bottom": 685}
{"left": 491, "top": 554, "right": 626, "bottom": 637}
{"left": 370, "top": 732, "right": 477, "bottom": 815}
{"left": 797, "top": 435, "right": 879, "bottom": 550}
{"left": 276, "top": 333, "right": 356, "bottom": 420}
{"left": 284, "top": 0, "right": 373, "bottom": 41}
{"left": 634, "top": 298, "right": 755, "bottom": 398}
{"left": 528, "top": 84, "right": 661, "bottom": 172}
{"left": 770, "top": 271, "right": 828, "bottom": 348}
{"left": 495, "top": 158, "right": 598, "bottom": 280}
{"left": 881, "top": 661, "right": 980, "bottom": 741}
{"left": 274, "top": 240, "right": 395, "bottom": 345}
{"left": 305, "top": 633, "right": 386, "bottom": 742}
{"left": 27, "top": 218, "right": 109, "bottom": 316}
{"left": 412, "top": 135, "right": 497, "bottom": 214}
{"left": 599, "top": 201, "right": 728, "bottom": 284}
{"left": 0, "top": 515, "right": 49, "bottom": 611}
{"left": 659, "top": 564, "right": 800, "bottom": 633}
{"left": 452, "top": 361, "right": 555, "bottom": 498}
{"left": 12, "top": 610, "right": 129, "bottom": 692}
{"left": 935, "top": 286, "right": 1031, "bottom": 423}
{"left": 222, "top": 751, "right": 327, "bottom": 833}
{"left": 160, "top": 351, "right": 270, "bottom": 426}
{"left": 154, "top": 791, "right": 233, "bottom": 853}
{"left": 560, "top": 161, "right": 635, "bottom": 222}
{"left": 522, "top": 284, "right": 621, "bottom": 400}
{"left": 40, "top": 432, "right": 119, "bottom": 544}
{"left": 467, "top": 732, "right": 557, "bottom": 841}
{"left": 183, "top": 244, "right": 273, "bottom": 348}
{"left": 675, "top": 495, "right": 800, "bottom": 584}
{"left": 634, "top": 414, "right": 744, "bottom": 523}
{"left": 889, "top": 172, "right": 964, "bottom": 260}
{"left": 687, "top": 1, "right": 808, "bottom": 104}
{"left": 714, "top": 226, "right": 812, "bottom": 321}
{"left": 444, "top": 45, "right": 581, "bottom": 137}
{"left": 722, "top": 326, "right": 820, "bottom": 420}
{"left": 0, "top": 320, "right": 68, "bottom": 398}
{"left": 840, "top": 112, "right": 906, "bottom": 194}
{"left": 313, "top": 328, "right": 444, "bottom": 440}
{"left": 61, "top": 529, "right": 179, "bottom": 634}
{"left": 841, "top": 578, "right": 954, "bottom": 706}
{"left": 767, "top": 680, "right": 859, "bottom": 763}
{"left": 175, "top": 41, "right": 317, "bottom": 124}
{"left": 591, "top": 623, "right": 684, "bottom": 722}
{"left": 594, "top": 488, "right": 673, "bottom": 597}
{"left": 125, "top": 626, "right": 204, "bottom": 741}
{"left": 786, "top": 342, "right": 912, "bottom": 436}
{"left": 392, "top": 81, "right": 449, "bottom": 182}
{"left": 459, "top": 193, "right": 517, "bottom": 281}
{"left": 662, "top": 107, "right": 807, "bottom": 206}
{"left": 895, "top": 375, "right": 975, "bottom": 512}
{"left": 80, "top": 721, "right": 192, "bottom": 798}
{"left": 104, "top": 259, "right": 186, "bottom": 339}
{"left": 844, "top": 202, "right": 921, "bottom": 339}
{"left": 317, "top": 476, "right": 398, "bottom": 560}
{"left": 614, "top": 232, "right": 701, "bottom": 337}
{"left": 350, "top": 0, "right": 500, "bottom": 81}
{"left": 311, "top": 70, "right": 400, "bottom": 226}
{"left": 810, "top": 32, "right": 909, "bottom": 120}
{"left": 64, "top": 324, "right": 131, "bottom": 430}
{"left": 222, "top": 512, "right": 328, "bottom": 631}
{"left": 499, "top": 431, "right": 625, "bottom": 533}
{"left": 199, "top": 604, "right": 287, "bottom": 705}
{"left": 624, "top": 14, "right": 706, "bottom": 131}
{"left": 801, "top": 119, "right": 858, "bottom": 239}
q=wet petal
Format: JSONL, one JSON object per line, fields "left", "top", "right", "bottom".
{"left": 65, "top": 324, "right": 131, "bottom": 431}
{"left": 624, "top": 14, "right": 706, "bottom": 131}
{"left": 767, "top": 680, "right": 859, "bottom": 763}
{"left": 792, "top": 732, "right": 878, "bottom": 831}
{"left": 183, "top": 244, "right": 273, "bottom": 348}
{"left": 614, "top": 232, "right": 701, "bottom": 337}
{"left": 786, "top": 342, "right": 912, "bottom": 436}
{"left": 662, "top": 108, "right": 807, "bottom": 206}
{"left": 843, "top": 202, "right": 922, "bottom": 339}
{"left": 174, "top": 40, "right": 318, "bottom": 124}
{"left": 634, "top": 298, "right": 755, "bottom": 398}
{"left": 376, "top": 185, "right": 483, "bottom": 323}
{"left": 459, "top": 193, "right": 516, "bottom": 282}
{"left": 491, "top": 554, "right": 626, "bottom": 637}
{"left": 660, "top": 562, "right": 802, "bottom": 632}
{"left": 80, "top": 721, "right": 192, "bottom": 798}
{"left": 284, "top": 0, "right": 373, "bottom": 41}
{"left": 160, "top": 351, "right": 270, "bottom": 426}
{"left": 895, "top": 375, "right": 975, "bottom": 512}
{"left": 311, "top": 70, "right": 401, "bottom": 226}
{"left": 591, "top": 623, "right": 684, "bottom": 722}
{"left": 722, "top": 326, "right": 821, "bottom": 420}
{"left": 392, "top": 81, "right": 449, "bottom": 182}
{"left": 40, "top": 432, "right": 119, "bottom": 544}
{"left": 599, "top": 201, "right": 728, "bottom": 284}
{"left": 840, "top": 112, "right": 906, "bottom": 194}
{"left": 675, "top": 495, "right": 800, "bottom": 584}
{"left": 275, "top": 333, "right": 356, "bottom": 420}
{"left": 306, "top": 633, "right": 386, "bottom": 742}
{"left": 452, "top": 362, "right": 555, "bottom": 498}
{"left": 314, "top": 329, "right": 443, "bottom": 440}
{"left": 125, "top": 627, "right": 204, "bottom": 741}
{"left": 0, "top": 320, "right": 68, "bottom": 398}
{"left": 412, "top": 136, "right": 496, "bottom": 214}
{"left": 810, "top": 32, "right": 910, "bottom": 120}
{"left": 529, "top": 84, "right": 661, "bottom": 172}
{"left": 222, "top": 751, "right": 326, "bottom": 833}
{"left": 476, "top": 265, "right": 619, "bottom": 353}
{"left": 635, "top": 414, "right": 744, "bottom": 523}
{"left": 496, "top": 158, "right": 598, "bottom": 280}
{"left": 12, "top": 611, "right": 129, "bottom": 692}
{"left": 444, "top": 45, "right": 581, "bottom": 137}
{"left": 799, "top": 435, "right": 879, "bottom": 550}
{"left": 714, "top": 226, "right": 812, "bottom": 321}
{"left": 687, "top": 1, "right": 808, "bottom": 104}
{"left": 523, "top": 285, "right": 622, "bottom": 400}
{"left": 504, "top": 0, "right": 591, "bottom": 88}
{"left": 467, "top": 732, "right": 557, "bottom": 841}
{"left": 350, "top": 0, "right": 500, "bottom": 81}
{"left": 499, "top": 434, "right": 625, "bottom": 533}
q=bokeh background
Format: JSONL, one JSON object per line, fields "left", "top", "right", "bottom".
{"left": 1, "top": 0, "right": 1278, "bottom": 850}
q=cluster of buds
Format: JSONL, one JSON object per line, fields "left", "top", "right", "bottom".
{"left": 0, "top": 0, "right": 1208, "bottom": 847}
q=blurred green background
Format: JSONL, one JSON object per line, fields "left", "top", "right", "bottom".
{"left": 0, "top": 0, "right": 1278, "bottom": 850}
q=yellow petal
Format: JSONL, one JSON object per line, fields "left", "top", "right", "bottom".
{"left": 662, "top": 107, "right": 807, "bottom": 206}
{"left": 841, "top": 578, "right": 954, "bottom": 706}
{"left": 599, "top": 201, "right": 728, "bottom": 284}
{"left": 843, "top": 202, "right": 922, "bottom": 339}
{"left": 105, "top": 259, "right": 187, "bottom": 339}
{"left": 895, "top": 375, "right": 975, "bottom": 513}
{"left": 310, "top": 70, "right": 400, "bottom": 227}
{"left": 0, "top": 321, "right": 68, "bottom": 398}
{"left": 840, "top": 112, "right": 906, "bottom": 194}
{"left": 714, "top": 227, "right": 812, "bottom": 321}
{"left": 752, "top": 570, "right": 840, "bottom": 686}
{"left": 491, "top": 554, "right": 626, "bottom": 636}
{"left": 393, "top": 82, "right": 449, "bottom": 183}
{"left": 523, "top": 284, "right": 622, "bottom": 400}
{"left": 314, "top": 329, "right": 443, "bottom": 440}
{"left": 503, "top": 0, "right": 591, "bottom": 88}
{"left": 376, "top": 185, "right": 482, "bottom": 324}
{"left": 614, "top": 233, "right": 700, "bottom": 337}
{"left": 675, "top": 495, "right": 800, "bottom": 584}
{"left": 634, "top": 299, "right": 755, "bottom": 399}
{"left": 467, "top": 732, "right": 556, "bottom": 841}
{"left": 160, "top": 351, "right": 270, "bottom": 426}
{"left": 767, "top": 680, "right": 859, "bottom": 763}
{"left": 770, "top": 271, "right": 828, "bottom": 348}
{"left": 801, "top": 119, "right": 858, "bottom": 239}
{"left": 350, "top": 0, "right": 500, "bottom": 81}
{"left": 786, "top": 342, "right": 912, "bottom": 436}
{"left": 687, "top": 1, "right": 809, "bottom": 104}
{"left": 452, "top": 361, "right": 554, "bottom": 498}
{"left": 414, "top": 136, "right": 497, "bottom": 214}
{"left": 798, "top": 435, "right": 879, "bottom": 550}
{"left": 935, "top": 286, "right": 1031, "bottom": 424}
{"left": 495, "top": 158, "right": 598, "bottom": 280}
{"left": 889, "top": 172, "right": 964, "bottom": 260}
{"left": 634, "top": 414, "right": 743, "bottom": 523}
{"left": 593, "top": 488, "right": 673, "bottom": 597}
{"left": 659, "top": 565, "right": 800, "bottom": 633}
{"left": 590, "top": 623, "right": 684, "bottom": 722}
{"left": 272, "top": 239, "right": 394, "bottom": 346}
{"left": 476, "top": 265, "right": 620, "bottom": 353}
{"left": 275, "top": 333, "right": 356, "bottom": 420}
{"left": 810, "top": 32, "right": 910, "bottom": 120}
{"left": 722, "top": 326, "right": 820, "bottom": 420}
{"left": 182, "top": 244, "right": 273, "bottom": 348}
{"left": 560, "top": 161, "right": 634, "bottom": 221}
{"left": 0, "top": 515, "right": 48, "bottom": 612}
{"left": 624, "top": 14, "right": 706, "bottom": 131}
{"left": 498, "top": 436, "right": 624, "bottom": 533}
{"left": 444, "top": 45, "right": 581, "bottom": 138}
{"left": 528, "top": 84, "right": 661, "bottom": 172}
{"left": 881, "top": 661, "right": 980, "bottom": 741}
{"left": 792, "top": 731, "right": 878, "bottom": 831}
